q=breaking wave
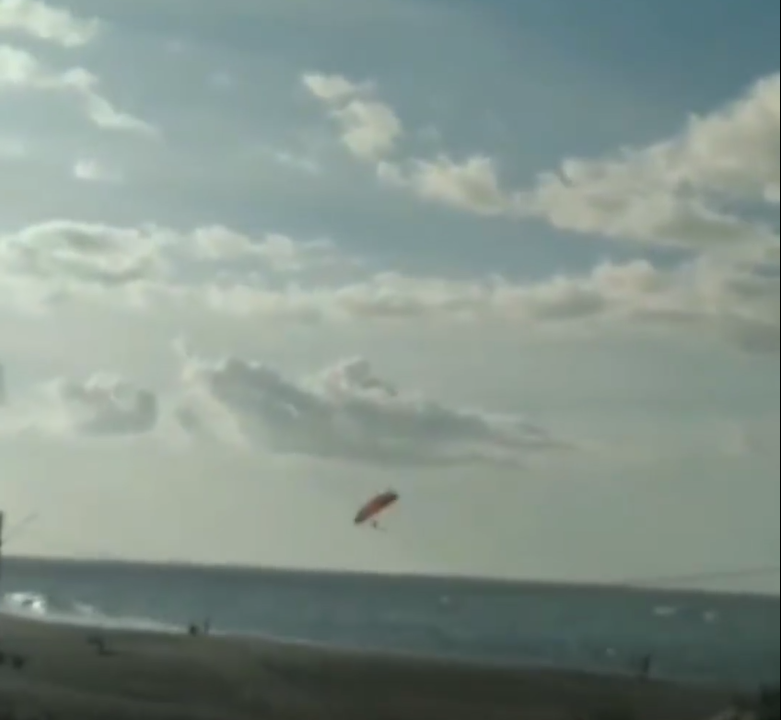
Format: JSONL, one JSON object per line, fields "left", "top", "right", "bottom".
{"left": 1, "top": 590, "right": 179, "bottom": 633}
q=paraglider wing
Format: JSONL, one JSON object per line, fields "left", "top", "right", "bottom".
{"left": 354, "top": 490, "right": 398, "bottom": 525}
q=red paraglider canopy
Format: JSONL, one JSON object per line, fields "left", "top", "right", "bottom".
{"left": 354, "top": 490, "right": 399, "bottom": 525}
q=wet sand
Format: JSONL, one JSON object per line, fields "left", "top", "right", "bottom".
{"left": 0, "top": 613, "right": 740, "bottom": 719}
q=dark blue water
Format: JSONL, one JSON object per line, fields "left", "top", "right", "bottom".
{"left": 1, "top": 557, "right": 777, "bottom": 689}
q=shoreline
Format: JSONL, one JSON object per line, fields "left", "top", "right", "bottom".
{"left": 5, "top": 554, "right": 778, "bottom": 600}
{"left": 0, "top": 612, "right": 746, "bottom": 719}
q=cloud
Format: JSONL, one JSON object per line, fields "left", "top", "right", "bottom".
{"left": 0, "top": 219, "right": 776, "bottom": 353}
{"left": 0, "top": 219, "right": 168, "bottom": 289}
{"left": 668, "top": 73, "right": 779, "bottom": 203}
{"left": 0, "top": 219, "right": 358, "bottom": 313}
{"left": 189, "top": 225, "right": 345, "bottom": 274}
{"left": 0, "top": 0, "right": 99, "bottom": 47}
{"left": 378, "top": 154, "right": 511, "bottom": 216}
{"left": 515, "top": 72, "right": 779, "bottom": 247}
{"left": 55, "top": 375, "right": 158, "bottom": 436}
{"left": 0, "top": 220, "right": 350, "bottom": 293}
{"left": 72, "top": 158, "right": 121, "bottom": 183}
{"left": 0, "top": 348, "right": 570, "bottom": 467}
{"left": 302, "top": 72, "right": 364, "bottom": 102}
{"left": 0, "top": 372, "right": 158, "bottom": 438}
{"left": 0, "top": 45, "right": 156, "bottom": 135}
{"left": 302, "top": 72, "right": 402, "bottom": 161}
{"left": 307, "top": 70, "right": 779, "bottom": 252}
{"left": 177, "top": 350, "right": 572, "bottom": 467}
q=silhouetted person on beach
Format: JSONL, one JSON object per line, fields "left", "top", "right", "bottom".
{"left": 638, "top": 653, "right": 652, "bottom": 680}
{"left": 87, "top": 634, "right": 111, "bottom": 655}
{"left": 186, "top": 618, "right": 211, "bottom": 636}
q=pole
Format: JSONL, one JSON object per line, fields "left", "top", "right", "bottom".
{"left": 0, "top": 511, "right": 4, "bottom": 596}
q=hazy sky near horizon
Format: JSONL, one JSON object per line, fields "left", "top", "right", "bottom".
{"left": 1, "top": 0, "right": 778, "bottom": 593}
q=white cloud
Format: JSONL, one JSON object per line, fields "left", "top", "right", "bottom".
{"left": 0, "top": 219, "right": 168, "bottom": 289}
{"left": 309, "top": 70, "right": 779, "bottom": 252}
{"left": 0, "top": 45, "right": 156, "bottom": 135}
{"left": 177, "top": 350, "right": 572, "bottom": 467}
{"left": 333, "top": 99, "right": 401, "bottom": 160}
{"left": 189, "top": 225, "right": 345, "bottom": 274}
{"left": 0, "top": 373, "right": 158, "bottom": 437}
{"left": 516, "top": 72, "right": 779, "bottom": 248}
{"left": 302, "top": 72, "right": 364, "bottom": 102}
{"left": 0, "top": 42, "right": 42, "bottom": 84}
{"left": 302, "top": 72, "right": 401, "bottom": 161}
{"left": 72, "top": 158, "right": 121, "bottom": 183}
{"left": 0, "top": 221, "right": 350, "bottom": 294}
{"left": 0, "top": 219, "right": 776, "bottom": 354}
{"left": 53, "top": 65, "right": 158, "bottom": 135}
{"left": 378, "top": 154, "right": 511, "bottom": 216}
{"left": 0, "top": 349, "right": 570, "bottom": 467}
{"left": 54, "top": 374, "right": 158, "bottom": 436}
{"left": 0, "top": 0, "right": 99, "bottom": 47}
{"left": 668, "top": 73, "right": 779, "bottom": 203}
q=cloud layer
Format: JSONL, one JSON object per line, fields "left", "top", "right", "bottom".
{"left": 0, "top": 350, "right": 570, "bottom": 468}
{"left": 305, "top": 70, "right": 779, "bottom": 253}
{"left": 1, "top": 218, "right": 776, "bottom": 353}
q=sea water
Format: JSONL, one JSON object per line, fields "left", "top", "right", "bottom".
{"left": 1, "top": 557, "right": 777, "bottom": 689}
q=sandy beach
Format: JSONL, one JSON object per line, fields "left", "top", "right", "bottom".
{"left": 0, "top": 613, "right": 749, "bottom": 719}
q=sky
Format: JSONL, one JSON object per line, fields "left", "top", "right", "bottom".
{"left": 0, "top": 0, "right": 778, "bottom": 592}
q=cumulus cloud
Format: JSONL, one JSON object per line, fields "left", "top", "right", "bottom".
{"left": 378, "top": 154, "right": 512, "bottom": 216}
{"left": 0, "top": 218, "right": 776, "bottom": 353}
{"left": 302, "top": 72, "right": 402, "bottom": 161}
{"left": 72, "top": 158, "right": 121, "bottom": 183}
{"left": 0, "top": 219, "right": 358, "bottom": 312}
{"left": 307, "top": 70, "right": 779, "bottom": 253}
{"left": 177, "top": 351, "right": 570, "bottom": 466}
{"left": 516, "top": 72, "right": 779, "bottom": 247}
{"left": 0, "top": 372, "right": 158, "bottom": 438}
{"left": 668, "top": 73, "right": 779, "bottom": 202}
{"left": 0, "top": 219, "right": 168, "bottom": 289}
{"left": 0, "top": 0, "right": 99, "bottom": 47}
{"left": 189, "top": 225, "right": 347, "bottom": 274}
{"left": 302, "top": 72, "right": 366, "bottom": 103}
{"left": 0, "top": 349, "right": 570, "bottom": 467}
{"left": 0, "top": 45, "right": 156, "bottom": 135}
{"left": 0, "top": 220, "right": 349, "bottom": 293}
{"left": 54, "top": 375, "right": 158, "bottom": 436}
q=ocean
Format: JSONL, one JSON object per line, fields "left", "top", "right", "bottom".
{"left": 1, "top": 557, "right": 777, "bottom": 690}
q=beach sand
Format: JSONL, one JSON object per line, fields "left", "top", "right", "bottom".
{"left": 0, "top": 613, "right": 740, "bottom": 719}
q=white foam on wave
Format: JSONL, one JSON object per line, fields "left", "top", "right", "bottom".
{"left": 1, "top": 590, "right": 180, "bottom": 633}
{"left": 652, "top": 605, "right": 678, "bottom": 618}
